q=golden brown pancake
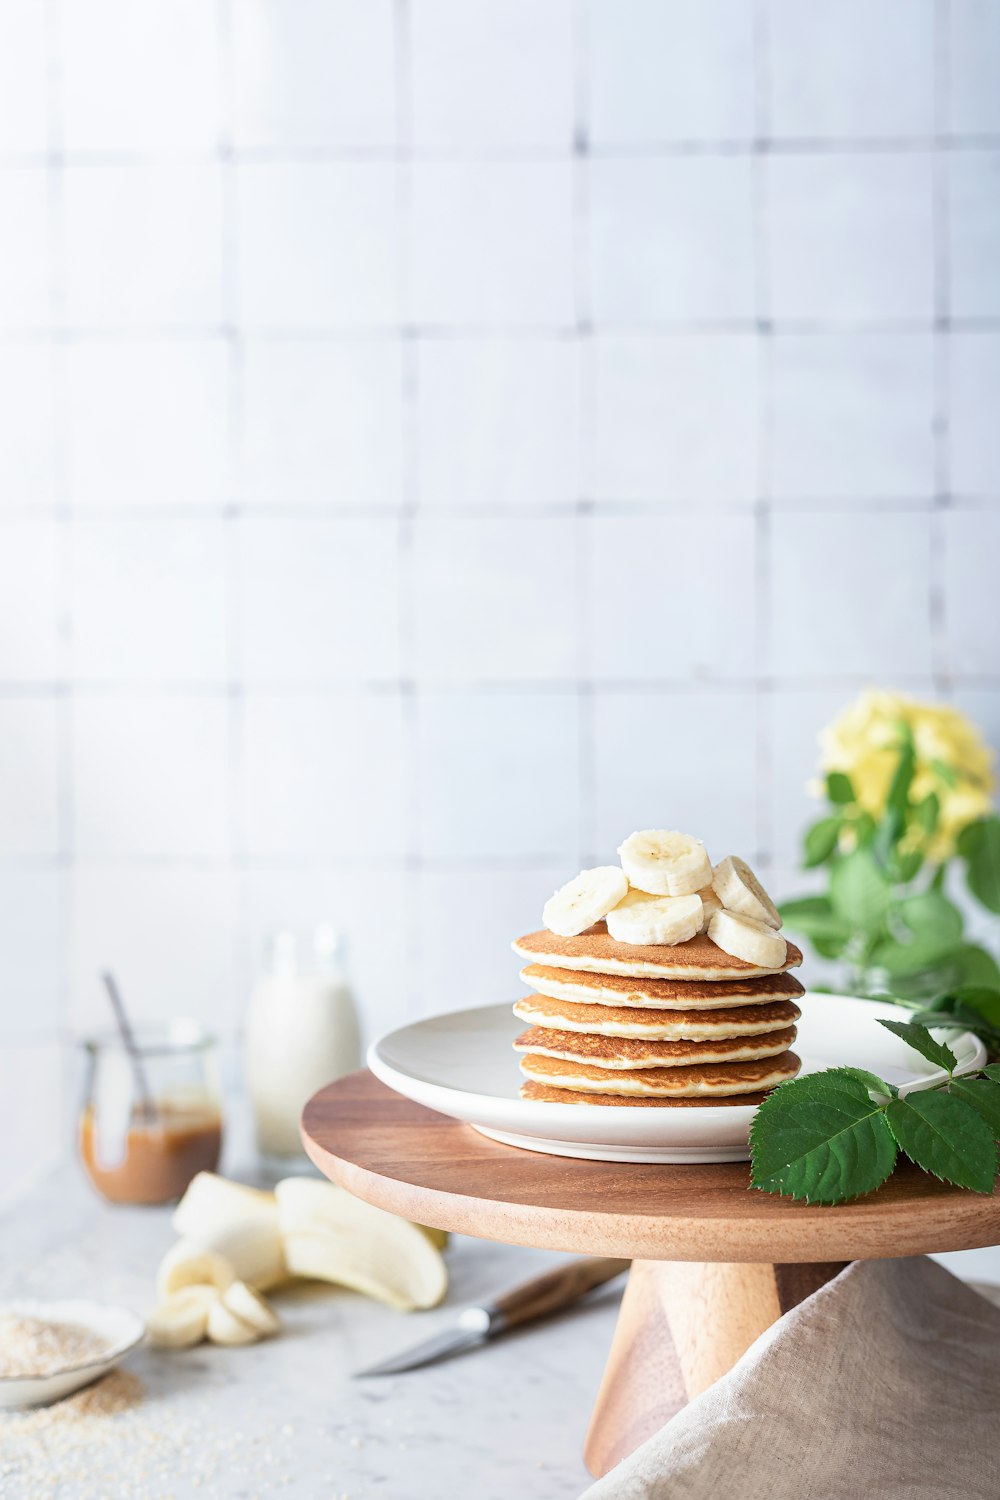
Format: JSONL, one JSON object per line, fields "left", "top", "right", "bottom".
{"left": 513, "top": 926, "right": 802, "bottom": 981}
{"left": 519, "top": 963, "right": 805, "bottom": 1010}
{"left": 520, "top": 1080, "right": 775, "bottom": 1108}
{"left": 513, "top": 1024, "right": 797, "bottom": 1069}
{"left": 518, "top": 1049, "right": 801, "bottom": 1097}
{"left": 512, "top": 994, "right": 801, "bottom": 1039}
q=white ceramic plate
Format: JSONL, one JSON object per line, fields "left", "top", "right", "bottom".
{"left": 368, "top": 995, "right": 987, "bottom": 1163}
{"left": 0, "top": 1299, "right": 145, "bottom": 1410}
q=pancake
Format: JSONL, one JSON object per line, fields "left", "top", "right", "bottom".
{"left": 512, "top": 995, "right": 801, "bottom": 1040}
{"left": 521, "top": 1080, "right": 774, "bottom": 1108}
{"left": 515, "top": 966, "right": 803, "bottom": 1014}
{"left": 513, "top": 926, "right": 802, "bottom": 981}
{"left": 513, "top": 1024, "right": 797, "bottom": 1069}
{"left": 518, "top": 1049, "right": 801, "bottom": 1098}
{"left": 519, "top": 963, "right": 805, "bottom": 1010}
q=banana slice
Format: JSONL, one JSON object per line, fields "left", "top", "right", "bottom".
{"left": 617, "top": 831, "right": 712, "bottom": 897}
{"left": 221, "top": 1280, "right": 279, "bottom": 1337}
{"left": 697, "top": 885, "right": 722, "bottom": 931}
{"left": 708, "top": 909, "right": 787, "bottom": 968}
{"left": 206, "top": 1298, "right": 260, "bottom": 1347}
{"left": 543, "top": 866, "right": 629, "bottom": 937}
{"left": 712, "top": 856, "right": 781, "bottom": 930}
{"left": 156, "top": 1240, "right": 236, "bottom": 1300}
{"left": 146, "top": 1285, "right": 220, "bottom": 1349}
{"left": 605, "top": 890, "right": 703, "bottom": 946}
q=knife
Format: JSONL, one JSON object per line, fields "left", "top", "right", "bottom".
{"left": 355, "top": 1255, "right": 629, "bottom": 1377}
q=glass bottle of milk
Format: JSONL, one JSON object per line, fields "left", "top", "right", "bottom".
{"left": 246, "top": 925, "right": 361, "bottom": 1160}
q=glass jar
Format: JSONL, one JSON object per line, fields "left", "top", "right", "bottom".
{"left": 79, "top": 1021, "right": 223, "bottom": 1205}
{"left": 245, "top": 925, "right": 361, "bottom": 1161}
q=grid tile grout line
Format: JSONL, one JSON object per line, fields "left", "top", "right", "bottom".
{"left": 751, "top": 0, "right": 772, "bottom": 870}
{"left": 929, "top": 0, "right": 952, "bottom": 695}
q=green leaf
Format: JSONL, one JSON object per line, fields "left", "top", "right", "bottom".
{"left": 852, "top": 811, "right": 877, "bottom": 848}
{"left": 887, "top": 739, "right": 916, "bottom": 816}
{"left": 897, "top": 891, "right": 964, "bottom": 944}
{"left": 749, "top": 1068, "right": 898, "bottom": 1205}
{"left": 812, "top": 933, "right": 849, "bottom": 960}
{"left": 957, "top": 820, "right": 984, "bottom": 858}
{"left": 952, "top": 947, "right": 1000, "bottom": 989}
{"left": 947, "top": 985, "right": 1000, "bottom": 1030}
{"left": 984, "top": 1064, "right": 1000, "bottom": 1084}
{"left": 932, "top": 758, "right": 958, "bottom": 789}
{"left": 870, "top": 932, "right": 962, "bottom": 978}
{"left": 964, "top": 817, "right": 1000, "bottom": 915}
{"left": 949, "top": 1079, "right": 1000, "bottom": 1139}
{"left": 886, "top": 1091, "right": 997, "bottom": 1193}
{"left": 891, "top": 849, "right": 924, "bottom": 884}
{"left": 876, "top": 1018, "right": 959, "bottom": 1073}
{"left": 803, "top": 817, "right": 842, "bottom": 868}
{"left": 778, "top": 895, "right": 850, "bottom": 943}
{"left": 830, "top": 849, "right": 890, "bottom": 933}
{"left": 915, "top": 792, "right": 940, "bottom": 836}
{"left": 826, "top": 771, "right": 855, "bottom": 806}
{"left": 909, "top": 999, "right": 1000, "bottom": 1054}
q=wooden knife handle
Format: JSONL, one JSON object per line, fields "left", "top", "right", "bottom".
{"left": 492, "top": 1256, "right": 630, "bottom": 1331}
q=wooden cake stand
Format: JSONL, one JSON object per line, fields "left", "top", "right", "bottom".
{"left": 302, "top": 1071, "right": 1000, "bottom": 1478}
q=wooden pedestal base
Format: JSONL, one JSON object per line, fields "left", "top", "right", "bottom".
{"left": 583, "top": 1258, "right": 847, "bottom": 1478}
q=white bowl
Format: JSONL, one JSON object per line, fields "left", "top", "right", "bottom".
{"left": 368, "top": 994, "right": 986, "bottom": 1164}
{"left": 0, "top": 1298, "right": 145, "bottom": 1411}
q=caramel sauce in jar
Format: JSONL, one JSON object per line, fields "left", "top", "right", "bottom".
{"left": 79, "top": 1101, "right": 222, "bottom": 1206}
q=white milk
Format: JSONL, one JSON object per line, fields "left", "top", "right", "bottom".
{"left": 245, "top": 926, "right": 361, "bottom": 1159}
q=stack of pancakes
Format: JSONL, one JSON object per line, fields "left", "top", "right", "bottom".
{"left": 510, "top": 927, "right": 804, "bottom": 1106}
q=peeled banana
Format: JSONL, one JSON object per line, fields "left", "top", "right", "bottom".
{"left": 276, "top": 1178, "right": 447, "bottom": 1312}
{"left": 712, "top": 855, "right": 781, "bottom": 929}
{"left": 172, "top": 1172, "right": 286, "bottom": 1291}
{"left": 543, "top": 866, "right": 629, "bottom": 937}
{"left": 605, "top": 889, "right": 703, "bottom": 946}
{"left": 618, "top": 831, "right": 712, "bottom": 897}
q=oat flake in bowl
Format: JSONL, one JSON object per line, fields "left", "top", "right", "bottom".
{"left": 0, "top": 1299, "right": 145, "bottom": 1411}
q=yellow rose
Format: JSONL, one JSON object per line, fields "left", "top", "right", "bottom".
{"left": 815, "top": 690, "right": 995, "bottom": 862}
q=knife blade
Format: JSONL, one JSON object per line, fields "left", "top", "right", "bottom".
{"left": 354, "top": 1255, "right": 629, "bottom": 1377}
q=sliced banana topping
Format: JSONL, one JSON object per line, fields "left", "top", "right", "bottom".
{"left": 543, "top": 866, "right": 629, "bottom": 937}
{"left": 708, "top": 909, "right": 787, "bottom": 968}
{"left": 605, "top": 890, "right": 703, "bottom": 946}
{"left": 712, "top": 855, "right": 781, "bottom": 930}
{"left": 618, "top": 831, "right": 712, "bottom": 897}
{"left": 696, "top": 885, "right": 722, "bottom": 931}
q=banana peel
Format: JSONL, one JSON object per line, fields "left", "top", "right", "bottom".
{"left": 276, "top": 1178, "right": 447, "bottom": 1311}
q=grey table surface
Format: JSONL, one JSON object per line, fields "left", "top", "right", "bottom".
{"left": 0, "top": 1158, "right": 623, "bottom": 1500}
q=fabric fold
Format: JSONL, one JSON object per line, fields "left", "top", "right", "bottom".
{"left": 581, "top": 1257, "right": 1000, "bottom": 1500}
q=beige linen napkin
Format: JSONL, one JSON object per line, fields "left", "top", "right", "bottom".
{"left": 581, "top": 1257, "right": 1000, "bottom": 1500}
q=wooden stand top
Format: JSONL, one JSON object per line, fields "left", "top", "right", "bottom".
{"left": 302, "top": 1070, "right": 1000, "bottom": 1264}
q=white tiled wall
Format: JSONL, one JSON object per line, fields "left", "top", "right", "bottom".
{"left": 2, "top": 0, "right": 999, "bottom": 1197}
